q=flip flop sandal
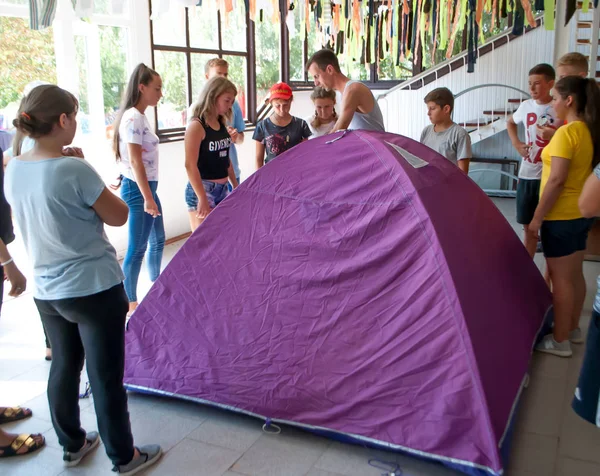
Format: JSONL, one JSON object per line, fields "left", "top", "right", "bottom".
{"left": 0, "top": 407, "right": 33, "bottom": 424}
{"left": 0, "top": 433, "right": 45, "bottom": 458}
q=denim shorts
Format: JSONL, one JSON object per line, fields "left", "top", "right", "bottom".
{"left": 185, "top": 180, "right": 229, "bottom": 212}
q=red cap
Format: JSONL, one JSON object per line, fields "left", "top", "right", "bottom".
{"left": 269, "top": 82, "right": 293, "bottom": 101}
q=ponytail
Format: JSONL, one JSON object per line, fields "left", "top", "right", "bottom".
{"left": 555, "top": 76, "right": 600, "bottom": 167}
{"left": 583, "top": 79, "right": 600, "bottom": 167}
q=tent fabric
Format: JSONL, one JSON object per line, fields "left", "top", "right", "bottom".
{"left": 124, "top": 130, "right": 552, "bottom": 476}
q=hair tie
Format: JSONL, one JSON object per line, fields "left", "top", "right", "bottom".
{"left": 21, "top": 112, "right": 31, "bottom": 120}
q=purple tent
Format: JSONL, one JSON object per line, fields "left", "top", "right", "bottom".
{"left": 124, "top": 130, "right": 551, "bottom": 475}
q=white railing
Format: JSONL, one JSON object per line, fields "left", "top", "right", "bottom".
{"left": 378, "top": 18, "right": 555, "bottom": 143}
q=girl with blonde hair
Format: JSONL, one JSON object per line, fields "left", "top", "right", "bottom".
{"left": 185, "top": 76, "right": 238, "bottom": 231}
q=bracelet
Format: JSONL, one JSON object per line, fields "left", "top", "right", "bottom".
{"left": 1, "top": 258, "right": 13, "bottom": 267}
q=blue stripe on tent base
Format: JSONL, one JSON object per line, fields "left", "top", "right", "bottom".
{"left": 124, "top": 384, "right": 503, "bottom": 476}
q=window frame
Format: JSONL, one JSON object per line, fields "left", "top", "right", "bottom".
{"left": 150, "top": 0, "right": 407, "bottom": 142}
{"left": 0, "top": 0, "right": 137, "bottom": 140}
{"left": 149, "top": 1, "right": 253, "bottom": 142}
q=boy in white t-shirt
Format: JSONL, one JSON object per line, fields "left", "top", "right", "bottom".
{"left": 507, "top": 63, "right": 560, "bottom": 258}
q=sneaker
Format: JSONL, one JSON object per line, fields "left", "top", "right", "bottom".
{"left": 535, "top": 334, "right": 572, "bottom": 357}
{"left": 569, "top": 327, "right": 584, "bottom": 344}
{"left": 113, "top": 445, "right": 162, "bottom": 475}
{"left": 63, "top": 431, "right": 100, "bottom": 467}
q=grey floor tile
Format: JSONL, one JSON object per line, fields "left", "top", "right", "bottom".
{"left": 143, "top": 438, "right": 241, "bottom": 476}
{"left": 129, "top": 406, "right": 203, "bottom": 452}
{"left": 558, "top": 406, "right": 600, "bottom": 464}
{"left": 505, "top": 432, "right": 558, "bottom": 475}
{"left": 0, "top": 445, "right": 65, "bottom": 476}
{"left": 314, "top": 441, "right": 402, "bottom": 476}
{"left": 555, "top": 457, "right": 600, "bottom": 476}
{"left": 187, "top": 412, "right": 263, "bottom": 452}
{"left": 21, "top": 392, "right": 52, "bottom": 422}
{"left": 305, "top": 469, "right": 346, "bottom": 476}
{"left": 1, "top": 415, "right": 54, "bottom": 436}
{"left": 230, "top": 427, "right": 330, "bottom": 476}
{"left": 517, "top": 374, "right": 566, "bottom": 437}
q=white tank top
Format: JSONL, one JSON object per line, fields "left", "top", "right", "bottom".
{"left": 344, "top": 80, "right": 385, "bottom": 132}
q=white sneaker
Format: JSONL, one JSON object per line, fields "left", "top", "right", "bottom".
{"left": 569, "top": 327, "right": 584, "bottom": 344}
{"left": 535, "top": 334, "right": 572, "bottom": 357}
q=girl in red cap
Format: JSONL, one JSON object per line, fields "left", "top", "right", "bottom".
{"left": 253, "top": 82, "right": 311, "bottom": 169}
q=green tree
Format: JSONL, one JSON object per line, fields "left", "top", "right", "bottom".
{"left": 99, "top": 26, "right": 127, "bottom": 113}
{"left": 0, "top": 16, "right": 56, "bottom": 110}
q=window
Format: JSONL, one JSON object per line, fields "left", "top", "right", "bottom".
{"left": 150, "top": 0, "right": 250, "bottom": 139}
{"left": 0, "top": 16, "right": 57, "bottom": 129}
{"left": 0, "top": 0, "right": 140, "bottom": 180}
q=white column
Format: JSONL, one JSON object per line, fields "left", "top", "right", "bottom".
{"left": 553, "top": 0, "right": 574, "bottom": 66}
{"left": 52, "top": 0, "right": 78, "bottom": 94}
{"left": 86, "top": 24, "right": 106, "bottom": 136}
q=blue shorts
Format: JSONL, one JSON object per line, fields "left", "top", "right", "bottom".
{"left": 541, "top": 218, "right": 594, "bottom": 258}
{"left": 185, "top": 181, "right": 229, "bottom": 212}
{"left": 572, "top": 309, "right": 600, "bottom": 427}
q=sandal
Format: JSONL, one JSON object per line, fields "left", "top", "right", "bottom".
{"left": 0, "top": 407, "right": 33, "bottom": 424}
{"left": 0, "top": 433, "right": 45, "bottom": 458}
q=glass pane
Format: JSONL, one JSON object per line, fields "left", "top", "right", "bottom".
{"left": 190, "top": 53, "right": 216, "bottom": 104}
{"left": 289, "top": 12, "right": 304, "bottom": 81}
{"left": 154, "top": 50, "right": 188, "bottom": 129}
{"left": 377, "top": 56, "right": 412, "bottom": 81}
{"left": 339, "top": 54, "right": 368, "bottom": 81}
{"left": 189, "top": 4, "right": 219, "bottom": 50}
{"left": 221, "top": 1, "right": 246, "bottom": 52}
{"left": 255, "top": 18, "right": 281, "bottom": 107}
{"left": 74, "top": 36, "right": 91, "bottom": 137}
{"left": 93, "top": 0, "right": 110, "bottom": 14}
{"left": 99, "top": 26, "right": 128, "bottom": 137}
{"left": 223, "top": 55, "right": 247, "bottom": 119}
{"left": 0, "top": 16, "right": 56, "bottom": 130}
{"left": 151, "top": 0, "right": 186, "bottom": 47}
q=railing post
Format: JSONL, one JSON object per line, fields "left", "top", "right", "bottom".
{"left": 590, "top": 5, "right": 600, "bottom": 79}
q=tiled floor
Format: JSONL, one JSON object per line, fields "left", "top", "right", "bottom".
{"left": 1, "top": 198, "right": 600, "bottom": 476}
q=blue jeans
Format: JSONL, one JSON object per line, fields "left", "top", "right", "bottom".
{"left": 121, "top": 178, "right": 165, "bottom": 302}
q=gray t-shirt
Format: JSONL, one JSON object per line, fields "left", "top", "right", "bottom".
{"left": 253, "top": 117, "right": 311, "bottom": 164}
{"left": 5, "top": 156, "right": 124, "bottom": 300}
{"left": 420, "top": 123, "right": 472, "bottom": 165}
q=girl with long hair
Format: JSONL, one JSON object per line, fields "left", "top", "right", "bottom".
{"left": 184, "top": 76, "right": 238, "bottom": 231}
{"left": 530, "top": 76, "right": 600, "bottom": 357}
{"left": 308, "top": 87, "right": 337, "bottom": 138}
{"left": 113, "top": 63, "right": 165, "bottom": 315}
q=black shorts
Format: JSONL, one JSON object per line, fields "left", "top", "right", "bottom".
{"left": 516, "top": 179, "right": 541, "bottom": 225}
{"left": 572, "top": 309, "right": 600, "bottom": 427}
{"left": 541, "top": 218, "right": 594, "bottom": 258}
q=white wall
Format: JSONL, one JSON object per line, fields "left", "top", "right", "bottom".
{"left": 380, "top": 25, "right": 556, "bottom": 141}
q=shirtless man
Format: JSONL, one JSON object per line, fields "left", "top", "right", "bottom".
{"left": 306, "top": 49, "right": 385, "bottom": 133}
